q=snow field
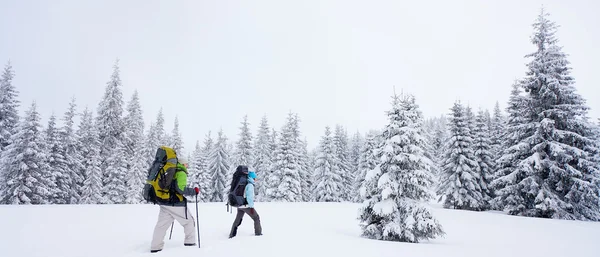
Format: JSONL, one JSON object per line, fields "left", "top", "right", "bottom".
{"left": 0, "top": 202, "right": 599, "bottom": 257}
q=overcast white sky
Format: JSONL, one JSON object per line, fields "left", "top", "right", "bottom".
{"left": 1, "top": 0, "right": 598, "bottom": 153}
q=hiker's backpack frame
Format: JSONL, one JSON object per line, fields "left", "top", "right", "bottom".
{"left": 143, "top": 146, "right": 182, "bottom": 204}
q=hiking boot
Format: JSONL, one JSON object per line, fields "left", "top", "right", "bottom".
{"left": 184, "top": 243, "right": 196, "bottom": 246}
{"left": 150, "top": 249, "right": 162, "bottom": 253}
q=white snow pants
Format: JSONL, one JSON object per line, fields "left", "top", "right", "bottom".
{"left": 151, "top": 205, "right": 196, "bottom": 251}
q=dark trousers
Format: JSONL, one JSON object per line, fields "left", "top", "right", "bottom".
{"left": 229, "top": 207, "right": 262, "bottom": 237}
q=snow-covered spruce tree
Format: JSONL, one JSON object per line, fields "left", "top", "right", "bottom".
{"left": 354, "top": 130, "right": 380, "bottom": 203}
{"left": 0, "top": 62, "right": 20, "bottom": 200}
{"left": 431, "top": 116, "right": 448, "bottom": 178}
{"left": 145, "top": 109, "right": 168, "bottom": 167}
{"left": 233, "top": 115, "right": 254, "bottom": 168}
{"left": 313, "top": 126, "right": 343, "bottom": 202}
{"left": 187, "top": 141, "right": 203, "bottom": 200}
{"left": 96, "top": 61, "right": 128, "bottom": 204}
{"left": 78, "top": 108, "right": 104, "bottom": 204}
{"left": 253, "top": 115, "right": 273, "bottom": 200}
{"left": 494, "top": 10, "right": 600, "bottom": 220}
{"left": 358, "top": 93, "right": 444, "bottom": 243}
{"left": 1, "top": 102, "right": 55, "bottom": 204}
{"left": 299, "top": 138, "right": 313, "bottom": 201}
{"left": 198, "top": 132, "right": 214, "bottom": 202}
{"left": 268, "top": 113, "right": 302, "bottom": 202}
{"left": 290, "top": 114, "right": 312, "bottom": 202}
{"left": 123, "top": 91, "right": 146, "bottom": 204}
{"left": 208, "top": 129, "right": 230, "bottom": 202}
{"left": 474, "top": 109, "right": 495, "bottom": 208}
{"left": 45, "top": 114, "right": 69, "bottom": 204}
{"left": 60, "top": 98, "right": 84, "bottom": 204}
{"left": 349, "top": 131, "right": 364, "bottom": 202}
{"left": 490, "top": 102, "right": 506, "bottom": 162}
{"left": 169, "top": 116, "right": 184, "bottom": 154}
{"left": 437, "top": 101, "right": 485, "bottom": 210}
{"left": 333, "top": 125, "right": 352, "bottom": 201}
{"left": 0, "top": 61, "right": 20, "bottom": 152}
{"left": 490, "top": 82, "right": 530, "bottom": 210}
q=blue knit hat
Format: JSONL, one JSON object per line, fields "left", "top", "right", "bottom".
{"left": 248, "top": 171, "right": 257, "bottom": 179}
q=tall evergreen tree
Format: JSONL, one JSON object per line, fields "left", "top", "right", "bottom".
{"left": 96, "top": 61, "right": 127, "bottom": 204}
{"left": 188, "top": 141, "right": 203, "bottom": 199}
{"left": 208, "top": 129, "right": 230, "bottom": 202}
{"left": 78, "top": 108, "right": 104, "bottom": 204}
{"left": 437, "top": 101, "right": 485, "bottom": 210}
{"left": 0, "top": 62, "right": 20, "bottom": 199}
{"left": 145, "top": 109, "right": 168, "bottom": 166}
{"left": 0, "top": 61, "right": 20, "bottom": 151}
{"left": 474, "top": 109, "right": 495, "bottom": 208}
{"left": 1, "top": 102, "right": 54, "bottom": 204}
{"left": 269, "top": 113, "right": 302, "bottom": 202}
{"left": 493, "top": 10, "right": 600, "bottom": 220}
{"left": 199, "top": 132, "right": 214, "bottom": 202}
{"left": 490, "top": 82, "right": 531, "bottom": 210}
{"left": 333, "top": 125, "right": 352, "bottom": 201}
{"left": 61, "top": 98, "right": 84, "bottom": 204}
{"left": 253, "top": 115, "right": 273, "bottom": 200}
{"left": 354, "top": 130, "right": 380, "bottom": 203}
{"left": 123, "top": 91, "right": 146, "bottom": 204}
{"left": 233, "top": 115, "right": 254, "bottom": 167}
{"left": 298, "top": 138, "right": 313, "bottom": 201}
{"left": 358, "top": 94, "right": 444, "bottom": 243}
{"left": 45, "top": 114, "right": 69, "bottom": 204}
{"left": 313, "top": 126, "right": 342, "bottom": 202}
{"left": 169, "top": 116, "right": 184, "bottom": 154}
{"left": 349, "top": 131, "right": 364, "bottom": 201}
{"left": 490, "top": 102, "right": 506, "bottom": 161}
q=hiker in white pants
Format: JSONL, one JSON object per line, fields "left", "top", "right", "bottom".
{"left": 150, "top": 156, "right": 200, "bottom": 253}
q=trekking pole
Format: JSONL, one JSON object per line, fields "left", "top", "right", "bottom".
{"left": 195, "top": 194, "right": 201, "bottom": 248}
{"left": 168, "top": 221, "right": 174, "bottom": 240}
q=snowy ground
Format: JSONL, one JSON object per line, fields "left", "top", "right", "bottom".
{"left": 1, "top": 202, "right": 599, "bottom": 257}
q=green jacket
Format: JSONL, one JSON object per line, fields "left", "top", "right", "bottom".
{"left": 159, "top": 163, "right": 195, "bottom": 207}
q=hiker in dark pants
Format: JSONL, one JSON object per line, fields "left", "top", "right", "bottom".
{"left": 229, "top": 171, "right": 262, "bottom": 238}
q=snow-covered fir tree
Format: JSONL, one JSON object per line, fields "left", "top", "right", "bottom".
{"left": 198, "top": 132, "right": 214, "bottom": 202}
{"left": 313, "top": 126, "right": 342, "bottom": 202}
{"left": 145, "top": 109, "right": 168, "bottom": 166}
{"left": 473, "top": 109, "right": 495, "bottom": 208}
{"left": 123, "top": 91, "right": 146, "bottom": 204}
{"left": 290, "top": 114, "right": 312, "bottom": 202}
{"left": 169, "top": 116, "right": 184, "bottom": 154}
{"left": 45, "top": 114, "right": 69, "bottom": 204}
{"left": 268, "top": 113, "right": 302, "bottom": 202}
{"left": 96, "top": 61, "right": 127, "bottom": 204}
{"left": 490, "top": 81, "right": 530, "bottom": 210}
{"left": 354, "top": 130, "right": 380, "bottom": 203}
{"left": 333, "top": 125, "right": 352, "bottom": 201}
{"left": 233, "top": 115, "right": 254, "bottom": 169}
{"left": 348, "top": 131, "right": 364, "bottom": 201}
{"left": 188, "top": 141, "right": 203, "bottom": 200}
{"left": 253, "top": 115, "right": 273, "bottom": 200}
{"left": 493, "top": 9, "right": 600, "bottom": 220}
{"left": 0, "top": 62, "right": 20, "bottom": 199}
{"left": 1, "top": 102, "right": 55, "bottom": 204}
{"left": 208, "top": 129, "right": 230, "bottom": 202}
{"left": 298, "top": 138, "right": 313, "bottom": 201}
{"left": 78, "top": 108, "right": 104, "bottom": 204}
{"left": 437, "top": 101, "right": 485, "bottom": 211}
{"left": 0, "top": 61, "right": 20, "bottom": 151}
{"left": 490, "top": 102, "right": 506, "bottom": 161}
{"left": 60, "top": 98, "right": 84, "bottom": 204}
{"left": 358, "top": 93, "right": 444, "bottom": 243}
